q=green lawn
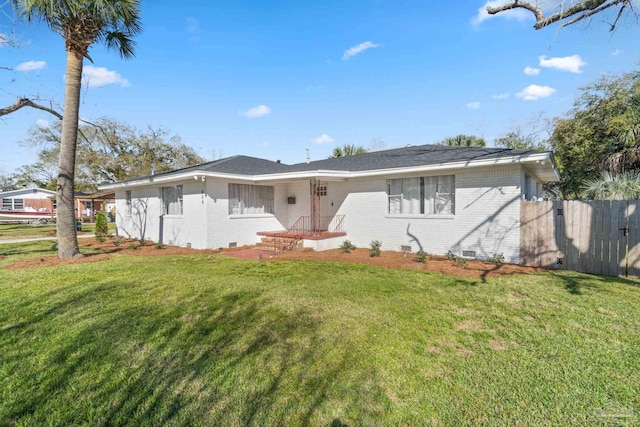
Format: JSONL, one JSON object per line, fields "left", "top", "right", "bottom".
{"left": 0, "top": 222, "right": 116, "bottom": 239}
{"left": 0, "top": 243, "right": 638, "bottom": 426}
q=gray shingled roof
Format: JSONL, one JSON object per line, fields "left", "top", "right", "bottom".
{"left": 288, "top": 144, "right": 542, "bottom": 172}
{"left": 113, "top": 144, "right": 547, "bottom": 184}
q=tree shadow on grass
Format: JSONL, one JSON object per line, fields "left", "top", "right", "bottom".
{"left": 0, "top": 280, "right": 384, "bottom": 426}
{"left": 547, "top": 271, "right": 640, "bottom": 295}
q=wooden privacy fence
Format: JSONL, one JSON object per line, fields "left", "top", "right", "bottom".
{"left": 521, "top": 200, "right": 640, "bottom": 277}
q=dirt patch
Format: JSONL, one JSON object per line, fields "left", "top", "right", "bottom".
{"left": 3, "top": 238, "right": 547, "bottom": 278}
{"left": 272, "top": 248, "right": 546, "bottom": 278}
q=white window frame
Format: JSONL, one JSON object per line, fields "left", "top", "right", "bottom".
{"left": 1, "top": 198, "right": 24, "bottom": 211}
{"left": 228, "top": 183, "right": 275, "bottom": 215}
{"left": 387, "top": 175, "right": 455, "bottom": 216}
{"left": 161, "top": 185, "right": 183, "bottom": 216}
{"left": 125, "top": 191, "right": 132, "bottom": 215}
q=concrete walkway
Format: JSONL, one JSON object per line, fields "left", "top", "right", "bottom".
{"left": 0, "top": 234, "right": 96, "bottom": 245}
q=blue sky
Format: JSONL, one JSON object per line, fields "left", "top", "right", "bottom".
{"left": 1, "top": 1, "right": 638, "bottom": 174}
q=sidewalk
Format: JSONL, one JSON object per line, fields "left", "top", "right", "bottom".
{"left": 0, "top": 234, "right": 96, "bottom": 245}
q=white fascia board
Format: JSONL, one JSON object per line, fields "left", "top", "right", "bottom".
{"left": 0, "top": 188, "right": 56, "bottom": 197}
{"left": 99, "top": 152, "right": 559, "bottom": 190}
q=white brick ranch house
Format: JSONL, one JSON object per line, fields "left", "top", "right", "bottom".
{"left": 99, "top": 144, "right": 559, "bottom": 263}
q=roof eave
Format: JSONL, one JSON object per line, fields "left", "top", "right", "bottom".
{"left": 98, "top": 152, "right": 560, "bottom": 190}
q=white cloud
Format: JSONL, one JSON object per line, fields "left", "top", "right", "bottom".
{"left": 492, "top": 92, "right": 510, "bottom": 100}
{"left": 467, "top": 101, "right": 481, "bottom": 110}
{"left": 241, "top": 104, "right": 271, "bottom": 119}
{"left": 472, "top": 1, "right": 532, "bottom": 26}
{"left": 539, "top": 54, "right": 586, "bottom": 73}
{"left": 343, "top": 41, "right": 381, "bottom": 60}
{"left": 516, "top": 84, "right": 556, "bottom": 101}
{"left": 524, "top": 66, "right": 540, "bottom": 76}
{"left": 35, "top": 119, "right": 50, "bottom": 128}
{"left": 313, "top": 133, "right": 334, "bottom": 145}
{"left": 15, "top": 60, "right": 46, "bottom": 72}
{"left": 82, "top": 66, "right": 129, "bottom": 88}
{"left": 611, "top": 49, "right": 624, "bottom": 56}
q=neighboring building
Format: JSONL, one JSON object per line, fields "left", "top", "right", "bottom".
{"left": 99, "top": 144, "right": 559, "bottom": 263}
{"left": 0, "top": 187, "right": 56, "bottom": 212}
{"left": 74, "top": 191, "right": 116, "bottom": 222}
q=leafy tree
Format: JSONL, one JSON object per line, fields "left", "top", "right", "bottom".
{"left": 550, "top": 70, "right": 640, "bottom": 198}
{"left": 487, "top": 0, "right": 636, "bottom": 31}
{"left": 0, "top": 173, "right": 17, "bottom": 191}
{"left": 21, "top": 118, "right": 205, "bottom": 190}
{"left": 495, "top": 113, "right": 550, "bottom": 150}
{"left": 329, "top": 144, "right": 367, "bottom": 158}
{"left": 583, "top": 170, "right": 640, "bottom": 200}
{"left": 11, "top": 0, "right": 142, "bottom": 259}
{"left": 438, "top": 134, "right": 486, "bottom": 147}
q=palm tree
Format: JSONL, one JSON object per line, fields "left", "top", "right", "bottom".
{"left": 583, "top": 170, "right": 640, "bottom": 200}
{"left": 439, "top": 134, "right": 486, "bottom": 147}
{"left": 14, "top": 0, "right": 141, "bottom": 258}
{"left": 329, "top": 144, "right": 367, "bottom": 158}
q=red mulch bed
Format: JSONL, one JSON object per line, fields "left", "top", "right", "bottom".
{"left": 3, "top": 237, "right": 546, "bottom": 278}
{"left": 271, "top": 248, "right": 546, "bottom": 278}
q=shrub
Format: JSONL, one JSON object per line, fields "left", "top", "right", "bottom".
{"left": 455, "top": 257, "right": 468, "bottom": 269}
{"left": 369, "top": 240, "right": 382, "bottom": 257}
{"left": 96, "top": 235, "right": 106, "bottom": 243}
{"left": 128, "top": 243, "right": 140, "bottom": 250}
{"left": 339, "top": 240, "right": 356, "bottom": 253}
{"left": 155, "top": 242, "right": 165, "bottom": 249}
{"left": 94, "top": 211, "right": 109, "bottom": 239}
{"left": 139, "top": 238, "right": 146, "bottom": 246}
{"left": 488, "top": 252, "right": 505, "bottom": 265}
{"left": 415, "top": 250, "right": 428, "bottom": 264}
{"left": 113, "top": 236, "right": 123, "bottom": 247}
{"left": 446, "top": 250, "right": 456, "bottom": 261}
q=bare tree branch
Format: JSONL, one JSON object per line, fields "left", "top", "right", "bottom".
{"left": 487, "top": 0, "right": 630, "bottom": 30}
{"left": 0, "top": 97, "right": 63, "bottom": 119}
{"left": 0, "top": 97, "right": 100, "bottom": 144}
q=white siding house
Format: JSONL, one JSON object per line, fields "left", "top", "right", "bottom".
{"left": 101, "top": 144, "right": 559, "bottom": 263}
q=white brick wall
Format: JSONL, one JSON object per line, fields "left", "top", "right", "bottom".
{"left": 114, "top": 164, "right": 527, "bottom": 262}
{"left": 332, "top": 165, "right": 524, "bottom": 263}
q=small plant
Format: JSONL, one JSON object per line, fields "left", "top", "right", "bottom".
{"left": 446, "top": 250, "right": 456, "bottom": 261}
{"left": 113, "top": 236, "right": 123, "bottom": 247}
{"left": 339, "top": 240, "right": 356, "bottom": 253}
{"left": 94, "top": 210, "right": 109, "bottom": 240}
{"left": 155, "top": 242, "right": 165, "bottom": 249}
{"left": 415, "top": 250, "right": 428, "bottom": 264}
{"left": 488, "top": 252, "right": 505, "bottom": 265}
{"left": 139, "top": 238, "right": 146, "bottom": 246}
{"left": 96, "top": 235, "right": 106, "bottom": 243}
{"left": 128, "top": 242, "right": 140, "bottom": 250}
{"left": 455, "top": 257, "right": 468, "bottom": 269}
{"left": 369, "top": 240, "right": 382, "bottom": 257}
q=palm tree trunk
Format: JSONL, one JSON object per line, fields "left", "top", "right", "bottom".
{"left": 56, "top": 50, "right": 83, "bottom": 259}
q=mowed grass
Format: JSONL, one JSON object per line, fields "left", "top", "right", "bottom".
{"left": 0, "top": 222, "right": 116, "bottom": 239}
{"left": 0, "top": 245, "right": 639, "bottom": 426}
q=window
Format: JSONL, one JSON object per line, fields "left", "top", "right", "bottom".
{"left": 388, "top": 175, "right": 455, "bottom": 215}
{"left": 228, "top": 183, "right": 274, "bottom": 215}
{"left": 316, "top": 185, "right": 327, "bottom": 197}
{"left": 523, "top": 174, "right": 533, "bottom": 201}
{"left": 125, "top": 191, "right": 132, "bottom": 214}
{"left": 1, "top": 198, "right": 24, "bottom": 210}
{"left": 161, "top": 185, "right": 183, "bottom": 215}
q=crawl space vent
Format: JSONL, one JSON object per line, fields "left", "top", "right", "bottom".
{"left": 229, "top": 242, "right": 237, "bottom": 248}
{"left": 462, "top": 250, "right": 476, "bottom": 258}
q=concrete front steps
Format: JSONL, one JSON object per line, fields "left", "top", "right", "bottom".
{"left": 255, "top": 235, "right": 303, "bottom": 253}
